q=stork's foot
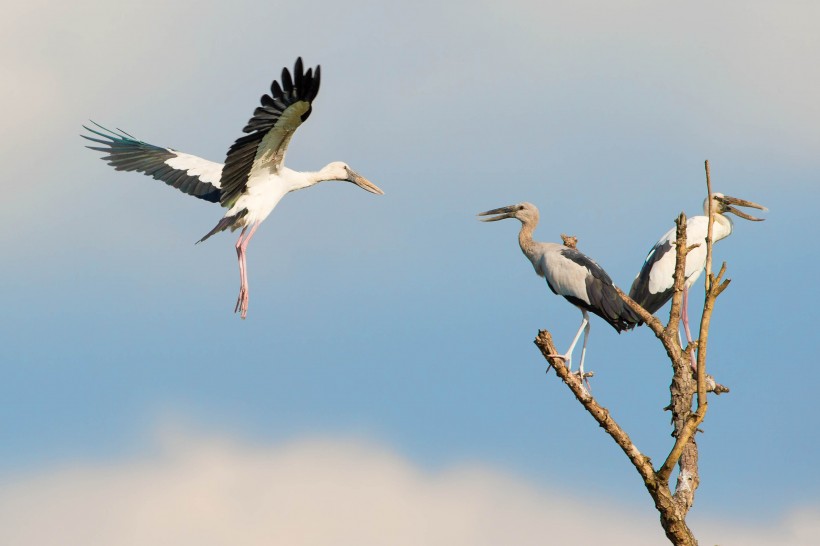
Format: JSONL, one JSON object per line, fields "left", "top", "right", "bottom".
{"left": 546, "top": 353, "right": 571, "bottom": 371}
{"left": 234, "top": 287, "right": 249, "bottom": 319}
{"left": 574, "top": 369, "right": 595, "bottom": 393}
{"left": 546, "top": 353, "right": 593, "bottom": 387}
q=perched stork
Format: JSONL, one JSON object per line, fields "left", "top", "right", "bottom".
{"left": 83, "top": 58, "right": 384, "bottom": 319}
{"left": 629, "top": 193, "right": 766, "bottom": 366}
{"left": 479, "top": 202, "right": 639, "bottom": 380}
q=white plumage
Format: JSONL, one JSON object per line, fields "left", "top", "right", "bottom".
{"left": 163, "top": 153, "right": 223, "bottom": 187}
{"left": 641, "top": 215, "right": 732, "bottom": 298}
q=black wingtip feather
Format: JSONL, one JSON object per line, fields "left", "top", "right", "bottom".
{"left": 270, "top": 80, "right": 284, "bottom": 100}
{"left": 294, "top": 57, "right": 304, "bottom": 91}
{"left": 82, "top": 124, "right": 117, "bottom": 141}
{"left": 309, "top": 65, "right": 321, "bottom": 101}
{"left": 281, "top": 66, "right": 293, "bottom": 96}
{"left": 81, "top": 135, "right": 112, "bottom": 146}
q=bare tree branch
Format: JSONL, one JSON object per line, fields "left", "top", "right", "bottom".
{"left": 699, "top": 160, "right": 715, "bottom": 405}
{"left": 533, "top": 331, "right": 697, "bottom": 545}
{"left": 528, "top": 160, "right": 741, "bottom": 545}
{"left": 704, "top": 160, "right": 714, "bottom": 293}
{"left": 534, "top": 331, "right": 655, "bottom": 480}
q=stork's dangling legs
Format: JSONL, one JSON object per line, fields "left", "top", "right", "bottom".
{"left": 577, "top": 310, "right": 592, "bottom": 381}
{"left": 234, "top": 226, "right": 249, "bottom": 318}
{"left": 681, "top": 286, "right": 697, "bottom": 372}
{"left": 234, "top": 226, "right": 248, "bottom": 309}
{"left": 548, "top": 310, "right": 591, "bottom": 382}
{"left": 234, "top": 223, "right": 260, "bottom": 319}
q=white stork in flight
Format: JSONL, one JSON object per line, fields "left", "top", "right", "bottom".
{"left": 629, "top": 193, "right": 766, "bottom": 368}
{"left": 479, "top": 203, "right": 639, "bottom": 382}
{"left": 83, "top": 58, "right": 384, "bottom": 319}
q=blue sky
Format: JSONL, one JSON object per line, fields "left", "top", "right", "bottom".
{"left": 2, "top": 1, "right": 818, "bottom": 544}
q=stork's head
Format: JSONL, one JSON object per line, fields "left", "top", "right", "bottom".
{"left": 477, "top": 202, "right": 540, "bottom": 225}
{"left": 321, "top": 162, "right": 384, "bottom": 195}
{"left": 706, "top": 193, "right": 767, "bottom": 221}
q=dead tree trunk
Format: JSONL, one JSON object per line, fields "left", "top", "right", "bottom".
{"left": 533, "top": 161, "right": 730, "bottom": 545}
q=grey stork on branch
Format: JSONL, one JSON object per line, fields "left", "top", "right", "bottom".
{"left": 83, "top": 58, "right": 384, "bottom": 319}
{"left": 479, "top": 202, "right": 639, "bottom": 381}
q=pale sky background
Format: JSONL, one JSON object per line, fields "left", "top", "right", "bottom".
{"left": 2, "top": 0, "right": 819, "bottom": 544}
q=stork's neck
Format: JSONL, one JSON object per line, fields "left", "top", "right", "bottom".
{"left": 282, "top": 168, "right": 323, "bottom": 192}
{"left": 712, "top": 213, "right": 733, "bottom": 242}
{"left": 517, "top": 220, "right": 539, "bottom": 261}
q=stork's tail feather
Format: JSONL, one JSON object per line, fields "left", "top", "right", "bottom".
{"left": 575, "top": 286, "right": 642, "bottom": 333}
{"left": 197, "top": 209, "right": 249, "bottom": 243}
{"left": 608, "top": 293, "right": 642, "bottom": 333}
{"left": 602, "top": 303, "right": 641, "bottom": 333}
{"left": 617, "top": 305, "right": 642, "bottom": 333}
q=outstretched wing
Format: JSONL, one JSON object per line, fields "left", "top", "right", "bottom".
{"left": 219, "top": 57, "right": 321, "bottom": 209}
{"left": 82, "top": 123, "right": 222, "bottom": 203}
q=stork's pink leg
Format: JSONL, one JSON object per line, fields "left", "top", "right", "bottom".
{"left": 681, "top": 286, "right": 697, "bottom": 372}
{"left": 233, "top": 223, "right": 259, "bottom": 319}
{"left": 234, "top": 226, "right": 248, "bottom": 315}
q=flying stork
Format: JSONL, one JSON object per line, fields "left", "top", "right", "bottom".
{"left": 479, "top": 202, "right": 639, "bottom": 381}
{"left": 629, "top": 193, "right": 766, "bottom": 366}
{"left": 83, "top": 58, "right": 384, "bottom": 319}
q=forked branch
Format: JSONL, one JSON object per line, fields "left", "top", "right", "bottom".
{"left": 531, "top": 161, "right": 735, "bottom": 545}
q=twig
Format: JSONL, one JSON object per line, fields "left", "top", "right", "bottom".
{"left": 704, "top": 161, "right": 714, "bottom": 293}
{"left": 560, "top": 233, "right": 578, "bottom": 249}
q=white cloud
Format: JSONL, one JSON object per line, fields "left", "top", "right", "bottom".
{"left": 0, "top": 431, "right": 816, "bottom": 546}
